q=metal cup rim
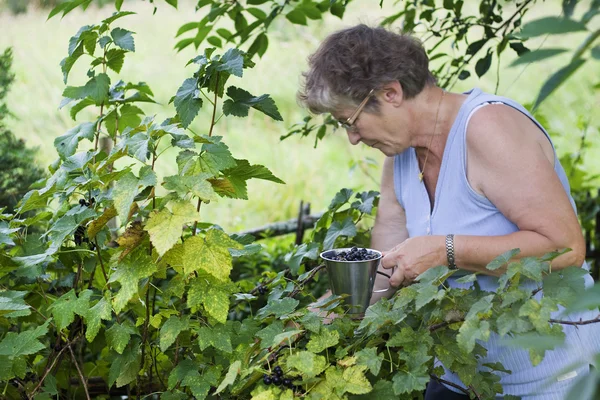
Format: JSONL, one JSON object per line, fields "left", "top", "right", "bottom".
{"left": 319, "top": 247, "right": 382, "bottom": 262}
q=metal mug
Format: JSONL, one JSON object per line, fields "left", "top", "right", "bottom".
{"left": 319, "top": 248, "right": 391, "bottom": 315}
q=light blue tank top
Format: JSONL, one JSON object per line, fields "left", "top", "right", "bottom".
{"left": 393, "top": 88, "right": 599, "bottom": 399}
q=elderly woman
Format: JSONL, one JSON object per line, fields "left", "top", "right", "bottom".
{"left": 299, "top": 24, "right": 599, "bottom": 399}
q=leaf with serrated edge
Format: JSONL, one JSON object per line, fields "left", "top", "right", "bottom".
{"left": 182, "top": 229, "right": 242, "bottom": 280}
{"left": 145, "top": 200, "right": 198, "bottom": 256}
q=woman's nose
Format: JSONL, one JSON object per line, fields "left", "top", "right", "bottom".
{"left": 346, "top": 129, "right": 361, "bottom": 145}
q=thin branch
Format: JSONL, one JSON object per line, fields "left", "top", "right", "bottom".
{"left": 429, "top": 374, "right": 472, "bottom": 397}
{"left": 67, "top": 344, "right": 91, "bottom": 400}
{"left": 94, "top": 237, "right": 110, "bottom": 287}
{"left": 288, "top": 264, "right": 326, "bottom": 298}
{"left": 429, "top": 318, "right": 464, "bottom": 332}
{"left": 550, "top": 314, "right": 600, "bottom": 326}
{"left": 28, "top": 344, "right": 70, "bottom": 399}
{"left": 137, "top": 282, "right": 152, "bottom": 400}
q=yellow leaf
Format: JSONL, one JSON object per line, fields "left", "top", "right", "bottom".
{"left": 182, "top": 229, "right": 243, "bottom": 281}
{"left": 145, "top": 200, "right": 198, "bottom": 256}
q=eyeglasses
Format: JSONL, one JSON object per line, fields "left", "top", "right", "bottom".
{"left": 337, "top": 89, "right": 375, "bottom": 131}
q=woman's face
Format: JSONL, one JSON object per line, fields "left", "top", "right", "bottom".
{"left": 335, "top": 86, "right": 411, "bottom": 156}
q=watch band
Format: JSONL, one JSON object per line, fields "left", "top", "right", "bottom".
{"left": 445, "top": 234, "right": 457, "bottom": 270}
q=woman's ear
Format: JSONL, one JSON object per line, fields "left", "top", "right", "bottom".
{"left": 380, "top": 81, "right": 404, "bottom": 107}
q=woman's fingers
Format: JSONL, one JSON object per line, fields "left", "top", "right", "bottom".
{"left": 389, "top": 266, "right": 405, "bottom": 287}
{"left": 381, "top": 252, "right": 398, "bottom": 269}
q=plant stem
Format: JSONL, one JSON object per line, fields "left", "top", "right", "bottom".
{"left": 138, "top": 283, "right": 152, "bottom": 400}
{"left": 191, "top": 74, "right": 219, "bottom": 235}
{"left": 67, "top": 343, "right": 91, "bottom": 400}
{"left": 549, "top": 314, "right": 600, "bottom": 325}
{"left": 429, "top": 374, "right": 472, "bottom": 396}
{"left": 208, "top": 73, "right": 219, "bottom": 138}
{"left": 94, "top": 237, "right": 110, "bottom": 288}
{"left": 29, "top": 340, "right": 72, "bottom": 399}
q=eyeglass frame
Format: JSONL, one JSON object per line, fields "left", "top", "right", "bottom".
{"left": 337, "top": 89, "right": 376, "bottom": 131}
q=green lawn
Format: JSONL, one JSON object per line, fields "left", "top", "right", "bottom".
{"left": 0, "top": 0, "right": 598, "bottom": 232}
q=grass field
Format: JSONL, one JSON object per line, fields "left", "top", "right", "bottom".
{"left": 0, "top": 0, "right": 598, "bottom": 232}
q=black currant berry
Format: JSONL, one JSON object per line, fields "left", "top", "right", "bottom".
{"left": 283, "top": 378, "right": 292, "bottom": 387}
{"left": 263, "top": 376, "right": 272, "bottom": 385}
{"left": 79, "top": 199, "right": 86, "bottom": 206}
{"left": 272, "top": 376, "right": 281, "bottom": 385}
{"left": 274, "top": 366, "right": 283, "bottom": 376}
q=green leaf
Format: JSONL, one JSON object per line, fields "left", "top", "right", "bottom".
{"left": 0, "top": 291, "right": 30, "bottom": 318}
{"left": 105, "top": 104, "right": 144, "bottom": 135}
{"left": 565, "top": 368, "right": 599, "bottom": 400}
{"left": 46, "top": 206, "right": 97, "bottom": 253}
{"left": 145, "top": 200, "right": 199, "bottom": 256}
{"left": 54, "top": 122, "right": 95, "bottom": 159}
{"left": 182, "top": 229, "right": 243, "bottom": 280}
{"left": 256, "top": 298, "right": 299, "bottom": 319}
{"left": 542, "top": 266, "right": 588, "bottom": 306}
{"left": 287, "top": 351, "right": 327, "bottom": 378}
{"left": 496, "top": 308, "right": 533, "bottom": 336}
{"left": 509, "top": 48, "right": 569, "bottom": 67}
{"left": 216, "top": 48, "right": 244, "bottom": 77}
{"left": 286, "top": 8, "right": 307, "bottom": 25}
{"left": 84, "top": 295, "right": 112, "bottom": 342}
{"left": 457, "top": 319, "right": 490, "bottom": 353}
{"left": 591, "top": 46, "right": 600, "bottom": 60}
{"left": 111, "top": 27, "right": 135, "bottom": 51}
{"left": 198, "top": 139, "right": 237, "bottom": 176}
{"left": 391, "top": 370, "right": 429, "bottom": 395}
{"left": 49, "top": 289, "right": 92, "bottom": 331}
{"left": 108, "top": 345, "right": 140, "bottom": 387}
{"left": 106, "top": 48, "right": 126, "bottom": 73}
{"left": 414, "top": 284, "right": 444, "bottom": 310}
{"left": 256, "top": 321, "right": 285, "bottom": 349}
{"left": 563, "top": 283, "right": 600, "bottom": 314}
{"left": 188, "top": 275, "right": 233, "bottom": 324}
{"left": 215, "top": 360, "right": 241, "bottom": 394}
{"left": 475, "top": 50, "right": 493, "bottom": 77}
{"left": 286, "top": 242, "right": 319, "bottom": 274}
{"left": 174, "top": 78, "right": 202, "bottom": 128}
{"left": 342, "top": 365, "right": 372, "bottom": 394}
{"left": 329, "top": 188, "right": 354, "bottom": 210}
{"left": 465, "top": 294, "right": 495, "bottom": 320}
{"left": 486, "top": 248, "right": 520, "bottom": 271}
{"left": 518, "top": 17, "right": 588, "bottom": 38}
{"left": 306, "top": 329, "right": 339, "bottom": 353}
{"left": 272, "top": 329, "right": 303, "bottom": 348}
{"left": 108, "top": 245, "right": 157, "bottom": 313}
{"left": 0, "top": 320, "right": 50, "bottom": 359}
{"left": 102, "top": 11, "right": 136, "bottom": 25}
{"left": 223, "top": 86, "right": 283, "bottom": 121}
{"left": 355, "top": 347, "right": 384, "bottom": 376}
{"left": 60, "top": 42, "right": 84, "bottom": 83}
{"left": 519, "top": 298, "right": 558, "bottom": 332}
{"left": 160, "top": 316, "right": 190, "bottom": 352}
{"left": 112, "top": 171, "right": 139, "bottom": 224}
{"left": 163, "top": 174, "right": 218, "bottom": 201}
{"left": 224, "top": 159, "right": 284, "bottom": 184}
{"left": 358, "top": 299, "right": 406, "bottom": 336}
{"left": 198, "top": 324, "right": 232, "bottom": 353}
{"left": 248, "top": 32, "right": 268, "bottom": 58}
{"left": 323, "top": 217, "right": 357, "bottom": 250}
{"left": 533, "top": 59, "right": 586, "bottom": 111}
{"left": 63, "top": 73, "right": 110, "bottom": 104}
{"left": 106, "top": 321, "right": 136, "bottom": 354}
{"left": 502, "top": 331, "right": 565, "bottom": 366}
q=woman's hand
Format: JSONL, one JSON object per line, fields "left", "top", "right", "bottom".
{"left": 380, "top": 235, "right": 446, "bottom": 287}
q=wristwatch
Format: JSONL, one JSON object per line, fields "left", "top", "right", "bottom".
{"left": 445, "top": 234, "right": 457, "bottom": 270}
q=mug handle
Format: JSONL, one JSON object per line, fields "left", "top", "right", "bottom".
{"left": 373, "top": 270, "right": 393, "bottom": 293}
